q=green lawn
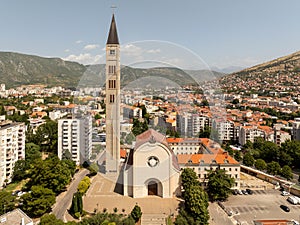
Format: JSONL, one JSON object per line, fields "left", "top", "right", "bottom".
{"left": 3, "top": 180, "right": 27, "bottom": 192}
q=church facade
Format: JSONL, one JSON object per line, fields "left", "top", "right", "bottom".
{"left": 123, "top": 129, "right": 181, "bottom": 198}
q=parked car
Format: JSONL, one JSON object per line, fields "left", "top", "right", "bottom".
{"left": 280, "top": 205, "right": 290, "bottom": 212}
{"left": 242, "top": 190, "right": 248, "bottom": 195}
{"left": 281, "top": 191, "right": 290, "bottom": 196}
{"left": 232, "top": 189, "right": 238, "bottom": 195}
{"left": 291, "top": 220, "right": 300, "bottom": 225}
{"left": 246, "top": 189, "right": 253, "bottom": 195}
{"left": 287, "top": 196, "right": 299, "bottom": 205}
{"left": 238, "top": 190, "right": 243, "bottom": 195}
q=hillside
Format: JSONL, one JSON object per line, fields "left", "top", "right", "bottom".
{"left": 0, "top": 52, "right": 225, "bottom": 89}
{"left": 220, "top": 51, "right": 300, "bottom": 94}
{"left": 0, "top": 52, "right": 86, "bottom": 88}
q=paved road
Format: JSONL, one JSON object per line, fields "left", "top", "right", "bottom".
{"left": 208, "top": 202, "right": 234, "bottom": 225}
{"left": 223, "top": 189, "right": 300, "bottom": 224}
{"left": 52, "top": 169, "right": 89, "bottom": 221}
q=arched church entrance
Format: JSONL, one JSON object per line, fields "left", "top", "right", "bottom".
{"left": 148, "top": 181, "right": 158, "bottom": 195}
{"left": 146, "top": 179, "right": 162, "bottom": 197}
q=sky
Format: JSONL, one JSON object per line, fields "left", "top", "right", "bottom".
{"left": 1, "top": 0, "right": 300, "bottom": 70}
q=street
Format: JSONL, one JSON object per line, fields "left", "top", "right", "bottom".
{"left": 52, "top": 168, "right": 89, "bottom": 221}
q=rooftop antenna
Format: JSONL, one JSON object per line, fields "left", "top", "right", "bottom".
{"left": 111, "top": 5, "right": 117, "bottom": 14}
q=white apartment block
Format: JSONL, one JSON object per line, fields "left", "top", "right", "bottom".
{"left": 176, "top": 113, "right": 211, "bottom": 137}
{"left": 58, "top": 115, "right": 92, "bottom": 165}
{"left": 0, "top": 120, "right": 25, "bottom": 187}
{"left": 239, "top": 125, "right": 265, "bottom": 146}
{"left": 292, "top": 118, "right": 300, "bottom": 141}
{"left": 212, "top": 119, "right": 235, "bottom": 142}
{"left": 274, "top": 129, "right": 291, "bottom": 145}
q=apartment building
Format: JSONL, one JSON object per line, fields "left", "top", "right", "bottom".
{"left": 176, "top": 113, "right": 211, "bottom": 137}
{"left": 57, "top": 115, "right": 92, "bottom": 165}
{"left": 0, "top": 119, "right": 25, "bottom": 187}
{"left": 239, "top": 125, "right": 266, "bottom": 146}
{"left": 167, "top": 138, "right": 203, "bottom": 155}
{"left": 212, "top": 119, "right": 235, "bottom": 142}
{"left": 292, "top": 118, "right": 300, "bottom": 141}
{"left": 175, "top": 138, "right": 240, "bottom": 189}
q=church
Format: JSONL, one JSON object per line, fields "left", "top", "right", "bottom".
{"left": 105, "top": 14, "right": 181, "bottom": 198}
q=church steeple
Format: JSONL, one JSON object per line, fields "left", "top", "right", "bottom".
{"left": 106, "top": 14, "right": 119, "bottom": 45}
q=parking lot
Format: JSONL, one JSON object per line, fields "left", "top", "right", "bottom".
{"left": 222, "top": 189, "right": 300, "bottom": 224}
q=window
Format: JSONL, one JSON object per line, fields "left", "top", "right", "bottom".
{"left": 109, "top": 94, "right": 115, "bottom": 103}
{"left": 108, "top": 65, "right": 116, "bottom": 74}
{"left": 110, "top": 49, "right": 115, "bottom": 55}
{"left": 108, "top": 80, "right": 116, "bottom": 89}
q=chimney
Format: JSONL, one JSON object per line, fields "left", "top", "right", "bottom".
{"left": 21, "top": 217, "right": 25, "bottom": 225}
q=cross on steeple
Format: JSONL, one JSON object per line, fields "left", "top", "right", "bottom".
{"left": 111, "top": 5, "right": 117, "bottom": 14}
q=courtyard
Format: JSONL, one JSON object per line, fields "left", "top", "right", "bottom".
{"left": 82, "top": 173, "right": 181, "bottom": 217}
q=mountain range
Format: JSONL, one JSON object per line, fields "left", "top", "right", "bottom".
{"left": 0, "top": 52, "right": 224, "bottom": 89}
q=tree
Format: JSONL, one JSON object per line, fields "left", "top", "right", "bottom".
{"left": 243, "top": 153, "right": 255, "bottom": 167}
{"left": 25, "top": 142, "right": 42, "bottom": 168}
{"left": 130, "top": 204, "right": 142, "bottom": 223}
{"left": 125, "top": 132, "right": 135, "bottom": 145}
{"left": 266, "top": 161, "right": 281, "bottom": 175}
{"left": 26, "top": 155, "right": 73, "bottom": 194}
{"left": 201, "top": 99, "right": 209, "bottom": 107}
{"left": 39, "top": 214, "right": 64, "bottom": 225}
{"left": 183, "top": 185, "right": 209, "bottom": 224}
{"left": 62, "top": 149, "right": 72, "bottom": 160}
{"left": 180, "top": 168, "right": 200, "bottom": 192}
{"left": 254, "top": 159, "right": 267, "bottom": 171}
{"left": 199, "top": 126, "right": 210, "bottom": 138}
{"left": 207, "top": 169, "right": 235, "bottom": 201}
{"left": 280, "top": 140, "right": 300, "bottom": 168}
{"left": 21, "top": 185, "right": 55, "bottom": 217}
{"left": 175, "top": 209, "right": 196, "bottom": 225}
{"left": 12, "top": 160, "right": 26, "bottom": 182}
{"left": 70, "top": 192, "right": 83, "bottom": 218}
{"left": 132, "top": 118, "right": 148, "bottom": 136}
{"left": 234, "top": 151, "right": 242, "bottom": 162}
{"left": 258, "top": 141, "right": 279, "bottom": 163}
{"left": 281, "top": 165, "right": 293, "bottom": 180}
{"left": 0, "top": 191, "right": 16, "bottom": 215}
{"left": 177, "top": 168, "right": 209, "bottom": 225}
{"left": 78, "top": 176, "right": 90, "bottom": 194}
{"left": 231, "top": 98, "right": 239, "bottom": 105}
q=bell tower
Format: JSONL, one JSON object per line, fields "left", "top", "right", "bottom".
{"left": 105, "top": 14, "right": 120, "bottom": 174}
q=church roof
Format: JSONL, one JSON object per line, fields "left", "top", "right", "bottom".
{"left": 126, "top": 129, "right": 180, "bottom": 171}
{"left": 135, "top": 129, "right": 169, "bottom": 150}
{"left": 106, "top": 14, "right": 119, "bottom": 45}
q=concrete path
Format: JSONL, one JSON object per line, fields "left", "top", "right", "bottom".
{"left": 52, "top": 169, "right": 89, "bottom": 221}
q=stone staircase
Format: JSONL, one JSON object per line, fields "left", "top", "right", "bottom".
{"left": 141, "top": 214, "right": 168, "bottom": 225}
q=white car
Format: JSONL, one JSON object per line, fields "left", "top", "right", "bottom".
{"left": 281, "top": 191, "right": 290, "bottom": 196}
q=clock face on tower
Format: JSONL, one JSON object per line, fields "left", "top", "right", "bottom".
{"left": 147, "top": 156, "right": 159, "bottom": 167}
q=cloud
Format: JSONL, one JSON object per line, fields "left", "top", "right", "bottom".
{"left": 76, "top": 40, "right": 83, "bottom": 44}
{"left": 64, "top": 49, "right": 70, "bottom": 53}
{"left": 84, "top": 44, "right": 100, "bottom": 51}
{"left": 147, "top": 49, "right": 161, "bottom": 54}
{"left": 121, "top": 44, "right": 143, "bottom": 56}
{"left": 63, "top": 53, "right": 103, "bottom": 65}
